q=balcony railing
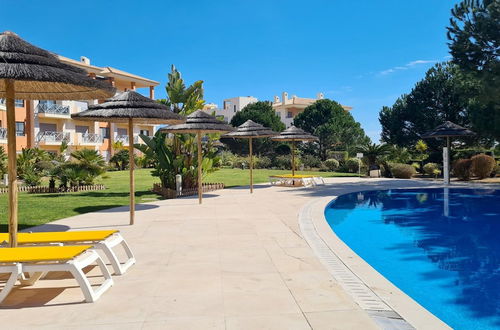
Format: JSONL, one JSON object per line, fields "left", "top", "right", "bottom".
{"left": 115, "top": 135, "right": 129, "bottom": 144}
{"left": 82, "top": 133, "right": 103, "bottom": 144}
{"left": 36, "top": 103, "right": 70, "bottom": 115}
{"left": 0, "top": 99, "right": 24, "bottom": 108}
{"left": 0, "top": 127, "right": 6, "bottom": 140}
{"left": 36, "top": 131, "right": 70, "bottom": 143}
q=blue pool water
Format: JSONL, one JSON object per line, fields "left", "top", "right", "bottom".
{"left": 325, "top": 188, "right": 500, "bottom": 330}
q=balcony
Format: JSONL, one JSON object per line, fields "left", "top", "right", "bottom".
{"left": 0, "top": 127, "right": 6, "bottom": 142}
{"left": 36, "top": 103, "right": 70, "bottom": 118}
{"left": 36, "top": 131, "right": 70, "bottom": 145}
{"left": 115, "top": 135, "right": 129, "bottom": 146}
{"left": 0, "top": 99, "right": 24, "bottom": 109}
{"left": 79, "top": 133, "right": 103, "bottom": 146}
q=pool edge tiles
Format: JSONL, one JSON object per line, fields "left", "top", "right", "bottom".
{"left": 299, "top": 196, "right": 451, "bottom": 330}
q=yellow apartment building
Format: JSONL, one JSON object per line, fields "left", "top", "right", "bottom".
{"left": 0, "top": 56, "right": 159, "bottom": 161}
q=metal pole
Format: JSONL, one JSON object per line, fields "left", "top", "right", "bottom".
{"left": 197, "top": 132, "right": 203, "bottom": 204}
{"left": 249, "top": 137, "right": 253, "bottom": 193}
{"left": 443, "top": 136, "right": 451, "bottom": 185}
{"left": 6, "top": 79, "right": 18, "bottom": 247}
{"left": 128, "top": 118, "right": 135, "bottom": 225}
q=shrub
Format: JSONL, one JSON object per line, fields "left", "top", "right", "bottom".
{"left": 232, "top": 156, "right": 248, "bottom": 169}
{"left": 471, "top": 154, "right": 496, "bottom": 179}
{"left": 255, "top": 156, "right": 271, "bottom": 169}
{"left": 423, "top": 163, "right": 440, "bottom": 176}
{"left": 272, "top": 155, "right": 300, "bottom": 170}
{"left": 302, "top": 155, "right": 322, "bottom": 169}
{"left": 323, "top": 159, "right": 340, "bottom": 171}
{"left": 345, "top": 158, "right": 361, "bottom": 173}
{"left": 411, "top": 162, "right": 420, "bottom": 171}
{"left": 390, "top": 163, "right": 416, "bottom": 179}
{"left": 453, "top": 159, "right": 473, "bottom": 180}
{"left": 219, "top": 151, "right": 236, "bottom": 167}
{"left": 326, "top": 151, "right": 348, "bottom": 162}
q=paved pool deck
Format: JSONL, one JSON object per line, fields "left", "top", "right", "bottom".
{"left": 2, "top": 177, "right": 494, "bottom": 329}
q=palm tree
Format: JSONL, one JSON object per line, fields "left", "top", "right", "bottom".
{"left": 70, "top": 149, "right": 106, "bottom": 184}
{"left": 357, "top": 142, "right": 392, "bottom": 173}
{"left": 0, "top": 146, "right": 7, "bottom": 179}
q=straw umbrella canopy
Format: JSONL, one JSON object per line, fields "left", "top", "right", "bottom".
{"left": 271, "top": 126, "right": 318, "bottom": 176}
{"left": 422, "top": 121, "right": 476, "bottom": 184}
{"left": 223, "top": 120, "right": 278, "bottom": 193}
{"left": 72, "top": 91, "right": 184, "bottom": 225}
{"left": 160, "top": 110, "right": 234, "bottom": 204}
{"left": 0, "top": 31, "right": 115, "bottom": 247}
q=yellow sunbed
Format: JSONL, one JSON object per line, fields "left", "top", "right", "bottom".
{"left": 0, "top": 230, "right": 135, "bottom": 275}
{"left": 0, "top": 245, "right": 113, "bottom": 303}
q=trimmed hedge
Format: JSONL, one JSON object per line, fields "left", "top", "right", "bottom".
{"left": 453, "top": 159, "right": 473, "bottom": 181}
{"left": 471, "top": 154, "right": 496, "bottom": 179}
{"left": 390, "top": 163, "right": 416, "bottom": 179}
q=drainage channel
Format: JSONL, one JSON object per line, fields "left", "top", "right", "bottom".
{"left": 299, "top": 199, "right": 414, "bottom": 330}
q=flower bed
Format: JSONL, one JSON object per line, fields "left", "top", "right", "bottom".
{"left": 152, "top": 182, "right": 225, "bottom": 199}
{"left": 0, "top": 184, "right": 106, "bottom": 194}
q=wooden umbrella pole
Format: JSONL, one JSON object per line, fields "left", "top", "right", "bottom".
{"left": 197, "top": 132, "right": 203, "bottom": 204}
{"left": 128, "top": 118, "right": 135, "bottom": 225}
{"left": 6, "top": 79, "right": 18, "bottom": 247}
{"left": 291, "top": 140, "right": 295, "bottom": 176}
{"left": 249, "top": 137, "right": 253, "bottom": 193}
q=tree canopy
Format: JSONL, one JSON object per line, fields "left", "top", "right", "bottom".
{"left": 222, "top": 101, "right": 285, "bottom": 156}
{"left": 293, "top": 99, "right": 369, "bottom": 160}
{"left": 379, "top": 62, "right": 497, "bottom": 147}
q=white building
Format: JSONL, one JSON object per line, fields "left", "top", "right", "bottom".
{"left": 202, "top": 96, "right": 258, "bottom": 123}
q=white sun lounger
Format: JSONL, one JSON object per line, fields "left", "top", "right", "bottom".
{"left": 0, "top": 245, "right": 113, "bottom": 303}
{"left": 0, "top": 230, "right": 135, "bottom": 275}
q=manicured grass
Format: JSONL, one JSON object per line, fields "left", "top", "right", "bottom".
{"left": 0, "top": 168, "right": 357, "bottom": 230}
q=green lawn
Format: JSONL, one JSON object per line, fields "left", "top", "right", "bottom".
{"left": 0, "top": 168, "right": 357, "bottom": 230}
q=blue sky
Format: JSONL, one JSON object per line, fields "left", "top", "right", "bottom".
{"left": 1, "top": 0, "right": 459, "bottom": 141}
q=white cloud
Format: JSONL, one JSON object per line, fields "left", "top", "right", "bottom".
{"left": 378, "top": 59, "right": 437, "bottom": 76}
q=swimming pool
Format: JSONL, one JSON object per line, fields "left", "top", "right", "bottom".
{"left": 325, "top": 188, "right": 500, "bottom": 330}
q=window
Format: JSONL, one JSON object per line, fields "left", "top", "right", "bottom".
{"left": 15, "top": 100, "right": 24, "bottom": 107}
{"left": 100, "top": 127, "right": 110, "bottom": 139}
{"left": 39, "top": 100, "right": 55, "bottom": 106}
{"left": 287, "top": 111, "right": 293, "bottom": 118}
{"left": 117, "top": 128, "right": 128, "bottom": 136}
{"left": 15, "top": 122, "right": 25, "bottom": 136}
{"left": 276, "top": 112, "right": 281, "bottom": 118}
{"left": 139, "top": 129, "right": 150, "bottom": 136}
{"left": 75, "top": 125, "right": 89, "bottom": 134}
{"left": 233, "top": 105, "right": 236, "bottom": 112}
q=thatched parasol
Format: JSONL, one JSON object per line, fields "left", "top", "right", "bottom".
{"left": 0, "top": 31, "right": 115, "bottom": 247}
{"left": 422, "top": 121, "right": 476, "bottom": 184}
{"left": 272, "top": 126, "right": 318, "bottom": 176}
{"left": 223, "top": 120, "right": 277, "bottom": 193}
{"left": 160, "top": 110, "right": 234, "bottom": 204}
{"left": 72, "top": 91, "right": 184, "bottom": 224}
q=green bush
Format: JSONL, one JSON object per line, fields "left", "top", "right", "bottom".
{"left": 411, "top": 162, "right": 420, "bottom": 171}
{"left": 254, "top": 156, "right": 272, "bottom": 169}
{"left": 345, "top": 158, "right": 361, "bottom": 173}
{"left": 232, "top": 156, "right": 248, "bottom": 169}
{"left": 272, "top": 155, "right": 300, "bottom": 170}
{"left": 324, "top": 159, "right": 340, "bottom": 171}
{"left": 302, "top": 155, "right": 322, "bottom": 169}
{"left": 453, "top": 159, "right": 473, "bottom": 181}
{"left": 423, "top": 163, "right": 440, "bottom": 176}
{"left": 390, "top": 163, "right": 416, "bottom": 179}
{"left": 219, "top": 151, "right": 237, "bottom": 167}
{"left": 471, "top": 154, "right": 496, "bottom": 179}
{"left": 326, "top": 151, "right": 348, "bottom": 162}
